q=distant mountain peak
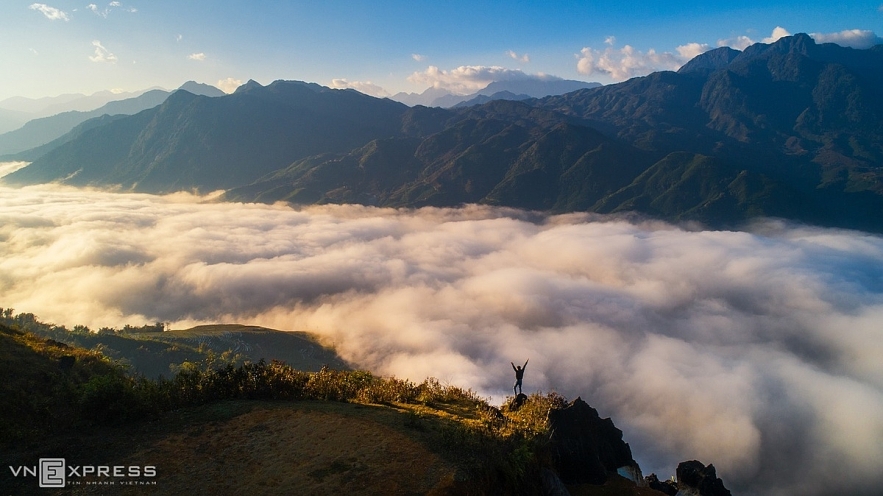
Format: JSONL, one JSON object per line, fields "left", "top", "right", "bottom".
{"left": 234, "top": 79, "right": 264, "bottom": 93}
{"left": 678, "top": 46, "right": 741, "bottom": 75}
{"left": 178, "top": 81, "right": 225, "bottom": 97}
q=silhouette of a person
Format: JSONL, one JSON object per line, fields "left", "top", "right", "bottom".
{"left": 511, "top": 359, "right": 528, "bottom": 395}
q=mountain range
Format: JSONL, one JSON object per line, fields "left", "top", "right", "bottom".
{"left": 0, "top": 82, "right": 225, "bottom": 157}
{"left": 4, "top": 34, "right": 882, "bottom": 232}
{"left": 390, "top": 77, "right": 601, "bottom": 107}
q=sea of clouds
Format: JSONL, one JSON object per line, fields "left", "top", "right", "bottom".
{"left": 1, "top": 182, "right": 881, "bottom": 495}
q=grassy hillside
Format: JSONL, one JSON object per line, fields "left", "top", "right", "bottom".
{"left": 0, "top": 318, "right": 665, "bottom": 495}
{"left": 0, "top": 310, "right": 348, "bottom": 378}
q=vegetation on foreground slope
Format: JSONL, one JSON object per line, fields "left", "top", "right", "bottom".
{"left": 3, "top": 316, "right": 640, "bottom": 495}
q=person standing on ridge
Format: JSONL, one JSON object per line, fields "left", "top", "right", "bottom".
{"left": 512, "top": 359, "right": 528, "bottom": 395}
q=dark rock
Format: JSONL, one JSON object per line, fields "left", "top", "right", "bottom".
{"left": 547, "top": 397, "right": 638, "bottom": 485}
{"left": 509, "top": 393, "right": 528, "bottom": 411}
{"left": 676, "top": 460, "right": 732, "bottom": 496}
{"left": 540, "top": 468, "right": 571, "bottom": 496}
{"left": 645, "top": 473, "right": 678, "bottom": 495}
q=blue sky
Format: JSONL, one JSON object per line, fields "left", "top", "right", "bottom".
{"left": 2, "top": 0, "right": 882, "bottom": 100}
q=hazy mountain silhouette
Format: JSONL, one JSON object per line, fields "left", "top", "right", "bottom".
{"left": 0, "top": 82, "right": 224, "bottom": 157}
{"left": 6, "top": 35, "right": 883, "bottom": 232}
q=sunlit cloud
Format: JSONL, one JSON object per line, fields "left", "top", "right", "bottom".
{"left": 0, "top": 183, "right": 881, "bottom": 496}
{"left": 29, "top": 3, "right": 69, "bottom": 21}
{"left": 216, "top": 77, "right": 243, "bottom": 94}
{"left": 717, "top": 26, "right": 883, "bottom": 51}
{"left": 407, "top": 65, "right": 559, "bottom": 94}
{"left": 329, "top": 79, "right": 389, "bottom": 98}
{"left": 763, "top": 26, "right": 792, "bottom": 43}
{"left": 576, "top": 43, "right": 684, "bottom": 81}
{"left": 576, "top": 37, "right": 712, "bottom": 81}
{"left": 676, "top": 42, "right": 711, "bottom": 60}
{"left": 810, "top": 29, "right": 883, "bottom": 49}
{"left": 88, "top": 40, "right": 117, "bottom": 63}
{"left": 87, "top": 1, "right": 133, "bottom": 18}
{"left": 717, "top": 35, "right": 754, "bottom": 51}
{"left": 188, "top": 52, "right": 206, "bottom": 61}
{"left": 506, "top": 50, "right": 530, "bottom": 63}
{"left": 411, "top": 53, "right": 426, "bottom": 62}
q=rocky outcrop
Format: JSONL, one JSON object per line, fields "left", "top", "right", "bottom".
{"left": 674, "top": 460, "right": 731, "bottom": 496}
{"left": 547, "top": 397, "right": 639, "bottom": 485}
{"left": 646, "top": 473, "right": 679, "bottom": 495}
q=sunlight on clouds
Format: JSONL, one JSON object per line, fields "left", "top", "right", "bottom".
{"left": 0, "top": 162, "right": 30, "bottom": 178}
{"left": 330, "top": 79, "right": 389, "bottom": 97}
{"left": 506, "top": 50, "right": 530, "bottom": 63}
{"left": 407, "top": 66, "right": 556, "bottom": 94}
{"left": 1, "top": 185, "right": 882, "bottom": 495}
{"left": 216, "top": 78, "right": 243, "bottom": 94}
{"left": 676, "top": 42, "right": 711, "bottom": 60}
{"left": 29, "top": 3, "right": 69, "bottom": 21}
{"left": 188, "top": 53, "right": 206, "bottom": 61}
{"left": 811, "top": 29, "right": 883, "bottom": 49}
{"left": 411, "top": 53, "right": 426, "bottom": 62}
{"left": 717, "top": 26, "right": 883, "bottom": 51}
{"left": 88, "top": 40, "right": 117, "bottom": 63}
{"left": 764, "top": 26, "right": 792, "bottom": 43}
{"left": 575, "top": 38, "right": 714, "bottom": 82}
{"left": 576, "top": 43, "right": 684, "bottom": 81}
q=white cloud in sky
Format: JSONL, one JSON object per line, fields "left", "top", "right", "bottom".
{"left": 575, "top": 36, "right": 716, "bottom": 81}
{"left": 188, "top": 52, "right": 206, "bottom": 61}
{"left": 87, "top": 1, "right": 132, "bottom": 18}
{"left": 763, "top": 26, "right": 792, "bottom": 43}
{"left": 29, "top": 3, "right": 69, "bottom": 21}
{"left": 717, "top": 26, "right": 883, "bottom": 51}
{"left": 411, "top": 53, "right": 426, "bottom": 62}
{"left": 718, "top": 35, "right": 755, "bottom": 51}
{"left": 716, "top": 27, "right": 791, "bottom": 50}
{"left": 216, "top": 77, "right": 243, "bottom": 93}
{"left": 330, "top": 79, "right": 389, "bottom": 97}
{"left": 810, "top": 29, "right": 883, "bottom": 49}
{"left": 176, "top": 34, "right": 183, "bottom": 42}
{"left": 407, "top": 65, "right": 552, "bottom": 94}
{"left": 506, "top": 50, "right": 530, "bottom": 63}
{"left": 576, "top": 43, "right": 686, "bottom": 81}
{"left": 88, "top": 40, "right": 117, "bottom": 63}
{"left": 676, "top": 42, "right": 711, "bottom": 60}
{"left": 0, "top": 184, "right": 882, "bottom": 496}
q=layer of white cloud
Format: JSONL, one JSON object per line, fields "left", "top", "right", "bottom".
{"left": 330, "top": 79, "right": 389, "bottom": 98}
{"left": 718, "top": 26, "right": 883, "bottom": 51}
{"left": 576, "top": 37, "right": 716, "bottom": 81}
{"left": 88, "top": 40, "right": 117, "bottom": 63}
{"left": 188, "top": 53, "right": 206, "bottom": 61}
{"left": 506, "top": 50, "right": 530, "bottom": 63}
{"left": 407, "top": 65, "right": 558, "bottom": 94}
{"left": 29, "top": 3, "right": 69, "bottom": 21}
{"left": 411, "top": 53, "right": 425, "bottom": 62}
{"left": 811, "top": 29, "right": 883, "bottom": 49}
{"left": 1, "top": 183, "right": 882, "bottom": 496}
{"left": 576, "top": 44, "right": 685, "bottom": 81}
{"left": 216, "top": 78, "right": 243, "bottom": 94}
